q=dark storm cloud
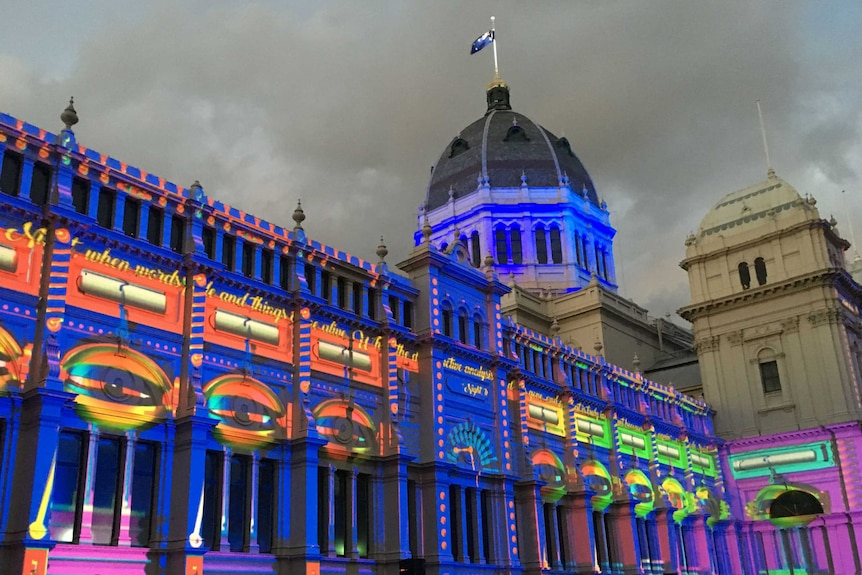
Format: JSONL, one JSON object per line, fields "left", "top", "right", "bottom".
{"left": 0, "top": 1, "right": 859, "bottom": 320}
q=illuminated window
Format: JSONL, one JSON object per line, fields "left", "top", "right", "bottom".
{"left": 550, "top": 227, "right": 562, "bottom": 264}
{"left": 222, "top": 234, "right": 236, "bottom": 271}
{"left": 535, "top": 226, "right": 548, "bottom": 264}
{"left": 471, "top": 232, "right": 481, "bottom": 268}
{"left": 738, "top": 262, "right": 751, "bottom": 290}
{"left": 147, "top": 207, "right": 164, "bottom": 247}
{"left": 30, "top": 162, "right": 51, "bottom": 206}
{"left": 510, "top": 226, "right": 523, "bottom": 264}
{"left": 754, "top": 257, "right": 767, "bottom": 286}
{"left": 72, "top": 177, "right": 89, "bottom": 215}
{"left": 0, "top": 151, "right": 22, "bottom": 196}
{"left": 261, "top": 249, "right": 273, "bottom": 284}
{"left": 97, "top": 188, "right": 116, "bottom": 229}
{"left": 170, "top": 215, "right": 185, "bottom": 253}
{"left": 495, "top": 228, "right": 508, "bottom": 264}
{"left": 123, "top": 199, "right": 140, "bottom": 237}
{"left": 201, "top": 227, "right": 215, "bottom": 259}
{"left": 49, "top": 431, "right": 85, "bottom": 543}
{"left": 759, "top": 360, "right": 781, "bottom": 393}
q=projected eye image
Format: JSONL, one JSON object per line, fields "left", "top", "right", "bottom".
{"left": 204, "top": 374, "right": 285, "bottom": 449}
{"left": 624, "top": 470, "right": 654, "bottom": 517}
{"left": 532, "top": 449, "right": 566, "bottom": 502}
{"left": 581, "top": 460, "right": 612, "bottom": 510}
{"left": 60, "top": 344, "right": 172, "bottom": 430}
{"left": 0, "top": 325, "right": 24, "bottom": 391}
{"left": 314, "top": 400, "right": 377, "bottom": 454}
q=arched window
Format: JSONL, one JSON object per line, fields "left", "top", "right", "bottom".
{"left": 535, "top": 226, "right": 548, "bottom": 264}
{"left": 510, "top": 226, "right": 523, "bottom": 264}
{"left": 574, "top": 234, "right": 582, "bottom": 266}
{"left": 471, "top": 232, "right": 481, "bottom": 268}
{"left": 495, "top": 228, "right": 508, "bottom": 264}
{"left": 458, "top": 311, "right": 468, "bottom": 344}
{"left": 582, "top": 236, "right": 590, "bottom": 269}
{"left": 738, "top": 262, "right": 751, "bottom": 290}
{"left": 754, "top": 257, "right": 767, "bottom": 286}
{"left": 550, "top": 227, "right": 563, "bottom": 264}
{"left": 441, "top": 242, "right": 449, "bottom": 253}
{"left": 601, "top": 249, "right": 609, "bottom": 279}
{"left": 442, "top": 306, "right": 453, "bottom": 338}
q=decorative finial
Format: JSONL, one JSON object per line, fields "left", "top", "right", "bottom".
{"left": 292, "top": 199, "right": 306, "bottom": 231}
{"left": 593, "top": 340, "right": 603, "bottom": 356}
{"left": 376, "top": 236, "right": 388, "bottom": 263}
{"left": 550, "top": 317, "right": 560, "bottom": 335}
{"left": 521, "top": 170, "right": 528, "bottom": 186}
{"left": 61, "top": 97, "right": 78, "bottom": 129}
{"left": 484, "top": 251, "right": 495, "bottom": 269}
{"left": 582, "top": 184, "right": 589, "bottom": 199}
{"left": 508, "top": 271, "right": 516, "bottom": 288}
{"left": 422, "top": 213, "right": 433, "bottom": 244}
{"left": 190, "top": 180, "right": 205, "bottom": 202}
{"left": 632, "top": 353, "right": 641, "bottom": 373}
{"left": 448, "top": 186, "right": 455, "bottom": 202}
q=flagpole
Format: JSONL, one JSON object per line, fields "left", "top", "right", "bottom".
{"left": 491, "top": 16, "right": 499, "bottom": 76}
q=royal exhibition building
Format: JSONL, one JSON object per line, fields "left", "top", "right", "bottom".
{"left": 0, "top": 70, "right": 862, "bottom": 575}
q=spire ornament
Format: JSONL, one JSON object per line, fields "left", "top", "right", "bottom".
{"left": 61, "top": 97, "right": 78, "bottom": 130}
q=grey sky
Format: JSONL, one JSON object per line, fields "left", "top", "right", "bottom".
{"left": 1, "top": 1, "right": 860, "bottom": 320}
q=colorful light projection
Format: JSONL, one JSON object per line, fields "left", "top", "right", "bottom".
{"left": 204, "top": 374, "right": 286, "bottom": 450}
{"left": 624, "top": 469, "right": 654, "bottom": 517}
{"left": 660, "top": 477, "right": 697, "bottom": 522}
{"left": 745, "top": 483, "right": 826, "bottom": 528}
{"left": 314, "top": 399, "right": 377, "bottom": 455}
{"left": 728, "top": 442, "right": 834, "bottom": 479}
{"left": 445, "top": 420, "right": 498, "bottom": 472}
{"left": 695, "top": 485, "right": 730, "bottom": 527}
{"left": 581, "top": 460, "right": 613, "bottom": 511}
{"left": 60, "top": 343, "right": 173, "bottom": 430}
{"left": 0, "top": 222, "right": 46, "bottom": 295}
{"left": 526, "top": 393, "right": 565, "bottom": 437}
{"left": 0, "top": 324, "right": 26, "bottom": 392}
{"left": 531, "top": 449, "right": 567, "bottom": 502}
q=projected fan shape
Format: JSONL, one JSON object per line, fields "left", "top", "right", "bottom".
{"left": 446, "top": 421, "right": 497, "bottom": 471}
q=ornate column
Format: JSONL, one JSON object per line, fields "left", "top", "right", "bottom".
{"left": 77, "top": 427, "right": 100, "bottom": 544}
{"left": 324, "top": 464, "right": 336, "bottom": 557}
{"left": 606, "top": 499, "right": 641, "bottom": 575}
{"left": 219, "top": 448, "right": 232, "bottom": 550}
{"left": 348, "top": 467, "right": 359, "bottom": 558}
{"left": 117, "top": 432, "right": 137, "bottom": 545}
{"left": 247, "top": 452, "right": 260, "bottom": 554}
{"left": 457, "top": 486, "right": 469, "bottom": 562}
{"left": 472, "top": 488, "right": 486, "bottom": 564}
{"left": 515, "top": 480, "right": 545, "bottom": 575}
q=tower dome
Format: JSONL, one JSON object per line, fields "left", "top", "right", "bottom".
{"left": 425, "top": 82, "right": 599, "bottom": 211}
{"left": 417, "top": 79, "right": 616, "bottom": 295}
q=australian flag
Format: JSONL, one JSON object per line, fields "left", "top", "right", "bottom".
{"left": 470, "top": 30, "right": 494, "bottom": 54}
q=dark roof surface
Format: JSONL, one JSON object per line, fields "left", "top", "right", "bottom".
{"left": 425, "top": 95, "right": 599, "bottom": 211}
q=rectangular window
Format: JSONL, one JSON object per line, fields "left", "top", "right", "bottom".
{"left": 449, "top": 485, "right": 461, "bottom": 560}
{"left": 442, "top": 309, "right": 453, "bottom": 338}
{"left": 305, "top": 265, "right": 316, "bottom": 296}
{"left": 317, "top": 466, "right": 329, "bottom": 553}
{"left": 471, "top": 233, "right": 481, "bottom": 268}
{"left": 258, "top": 459, "right": 275, "bottom": 553}
{"left": 389, "top": 295, "right": 400, "bottom": 323}
{"left": 403, "top": 301, "right": 413, "bottom": 329}
{"left": 71, "top": 177, "right": 90, "bottom": 214}
{"left": 92, "top": 436, "right": 123, "bottom": 545}
{"left": 367, "top": 288, "right": 377, "bottom": 320}
{"left": 242, "top": 242, "right": 255, "bottom": 278}
{"left": 202, "top": 226, "right": 216, "bottom": 259}
{"left": 222, "top": 234, "right": 236, "bottom": 271}
{"left": 30, "top": 162, "right": 52, "bottom": 206}
{"left": 357, "top": 473, "right": 370, "bottom": 558}
{"left": 170, "top": 215, "right": 185, "bottom": 253}
{"left": 337, "top": 277, "right": 347, "bottom": 309}
{"left": 458, "top": 314, "right": 468, "bottom": 344}
{"left": 279, "top": 256, "right": 291, "bottom": 290}
{"left": 407, "top": 479, "right": 418, "bottom": 557}
{"left": 97, "top": 188, "right": 116, "bottom": 229}
{"left": 760, "top": 360, "right": 781, "bottom": 393}
{"left": 473, "top": 321, "right": 482, "bottom": 350}
{"left": 202, "top": 450, "right": 223, "bottom": 550}
{"left": 543, "top": 503, "right": 556, "bottom": 568}
{"left": 480, "top": 490, "right": 491, "bottom": 563}
{"left": 353, "top": 282, "right": 363, "bottom": 315}
{"left": 334, "top": 469, "right": 348, "bottom": 556}
{"left": 510, "top": 228, "right": 523, "bottom": 264}
{"left": 123, "top": 199, "right": 140, "bottom": 237}
{"left": 0, "top": 152, "right": 23, "bottom": 196}
{"left": 228, "top": 454, "right": 250, "bottom": 552}
{"left": 147, "top": 207, "right": 164, "bottom": 246}
{"left": 465, "top": 487, "right": 477, "bottom": 563}
{"left": 557, "top": 505, "right": 568, "bottom": 567}
{"left": 261, "top": 249, "right": 274, "bottom": 284}
{"left": 49, "top": 431, "right": 85, "bottom": 543}
{"left": 321, "top": 271, "right": 331, "bottom": 301}
{"left": 130, "top": 441, "right": 158, "bottom": 548}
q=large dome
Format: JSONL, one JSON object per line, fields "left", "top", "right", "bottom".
{"left": 425, "top": 82, "right": 599, "bottom": 212}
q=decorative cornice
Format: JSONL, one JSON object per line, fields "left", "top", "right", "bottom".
{"left": 808, "top": 308, "right": 842, "bottom": 327}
